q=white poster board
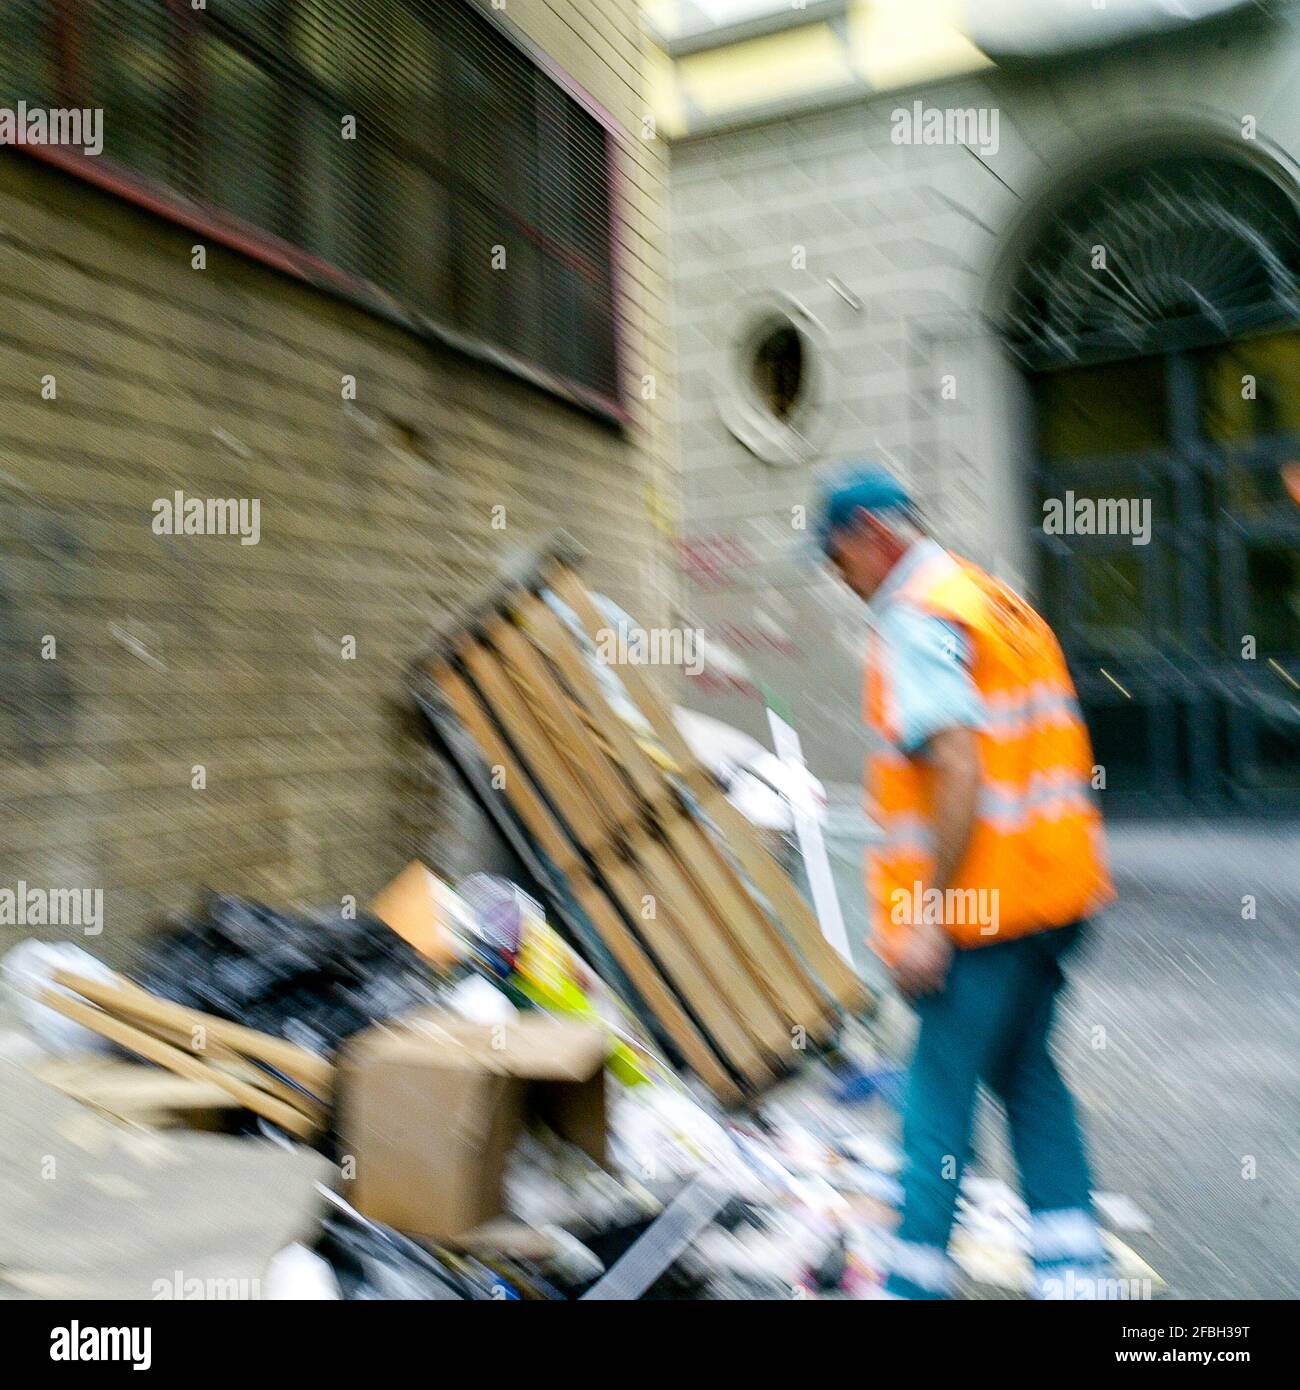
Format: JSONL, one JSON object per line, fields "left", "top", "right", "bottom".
{"left": 766, "top": 707, "right": 854, "bottom": 965}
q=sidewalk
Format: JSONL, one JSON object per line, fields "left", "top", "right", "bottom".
{"left": 1106, "top": 818, "right": 1300, "bottom": 901}
{"left": 814, "top": 812, "right": 1300, "bottom": 1298}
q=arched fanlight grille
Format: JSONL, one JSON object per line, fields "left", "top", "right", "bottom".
{"left": 1006, "top": 157, "right": 1300, "bottom": 368}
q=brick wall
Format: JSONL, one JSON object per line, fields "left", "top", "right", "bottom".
{"left": 0, "top": 0, "right": 674, "bottom": 961}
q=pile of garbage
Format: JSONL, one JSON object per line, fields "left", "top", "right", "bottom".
{"left": 133, "top": 892, "right": 442, "bottom": 1058}
{"left": 0, "top": 852, "right": 1166, "bottom": 1301}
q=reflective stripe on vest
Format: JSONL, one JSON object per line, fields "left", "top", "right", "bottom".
{"left": 977, "top": 768, "right": 1098, "bottom": 833}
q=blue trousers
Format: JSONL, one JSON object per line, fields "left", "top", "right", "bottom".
{"left": 885, "top": 922, "right": 1110, "bottom": 1299}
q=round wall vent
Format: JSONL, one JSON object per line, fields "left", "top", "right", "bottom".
{"left": 716, "top": 294, "right": 830, "bottom": 467}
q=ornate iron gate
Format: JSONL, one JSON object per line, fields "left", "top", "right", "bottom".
{"left": 1008, "top": 158, "right": 1300, "bottom": 812}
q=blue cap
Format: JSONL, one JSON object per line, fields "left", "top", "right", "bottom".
{"left": 815, "top": 465, "right": 915, "bottom": 555}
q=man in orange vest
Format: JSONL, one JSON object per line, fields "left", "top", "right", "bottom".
{"left": 818, "top": 466, "right": 1116, "bottom": 1300}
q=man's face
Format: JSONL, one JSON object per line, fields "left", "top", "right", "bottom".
{"left": 827, "top": 512, "right": 895, "bottom": 601}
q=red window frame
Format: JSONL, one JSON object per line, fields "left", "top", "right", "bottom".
{"left": 15, "top": 0, "right": 630, "bottom": 425}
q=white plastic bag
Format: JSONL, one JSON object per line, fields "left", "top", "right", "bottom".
{"left": 0, "top": 940, "right": 120, "bottom": 1056}
{"left": 263, "top": 1243, "right": 341, "bottom": 1300}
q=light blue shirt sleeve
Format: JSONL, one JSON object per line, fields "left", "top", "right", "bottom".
{"left": 878, "top": 608, "right": 986, "bottom": 755}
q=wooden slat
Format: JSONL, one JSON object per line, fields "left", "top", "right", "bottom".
{"left": 489, "top": 617, "right": 641, "bottom": 836}
{"left": 516, "top": 594, "right": 668, "bottom": 811}
{"left": 483, "top": 623, "right": 795, "bottom": 1058}
{"left": 418, "top": 555, "right": 874, "bottom": 1101}
{"left": 431, "top": 661, "right": 744, "bottom": 1103}
{"left": 590, "top": 846, "right": 775, "bottom": 1084}
{"left": 59, "top": 973, "right": 331, "bottom": 1121}
{"left": 139, "top": 1019, "right": 330, "bottom": 1124}
{"left": 52, "top": 971, "right": 334, "bottom": 1094}
{"left": 459, "top": 640, "right": 610, "bottom": 842}
{"left": 452, "top": 643, "right": 775, "bottom": 1085}
{"left": 38, "top": 990, "right": 320, "bottom": 1140}
{"left": 465, "top": 635, "right": 786, "bottom": 1071}
{"left": 545, "top": 562, "right": 868, "bottom": 1011}
{"left": 516, "top": 592, "right": 833, "bottom": 1035}
{"left": 659, "top": 813, "right": 832, "bottom": 1040}
{"left": 627, "top": 835, "right": 790, "bottom": 1059}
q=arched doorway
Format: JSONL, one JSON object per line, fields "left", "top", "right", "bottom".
{"left": 1005, "top": 156, "right": 1300, "bottom": 813}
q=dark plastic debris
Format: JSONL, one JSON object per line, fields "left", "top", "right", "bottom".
{"left": 316, "top": 1209, "right": 490, "bottom": 1301}
{"left": 132, "top": 892, "right": 442, "bottom": 1059}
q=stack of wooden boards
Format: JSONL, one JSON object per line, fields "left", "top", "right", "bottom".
{"left": 38, "top": 971, "right": 332, "bottom": 1140}
{"left": 416, "top": 551, "right": 869, "bottom": 1106}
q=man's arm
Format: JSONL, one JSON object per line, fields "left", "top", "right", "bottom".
{"left": 883, "top": 615, "right": 985, "bottom": 998}
{"left": 890, "top": 727, "right": 980, "bottom": 999}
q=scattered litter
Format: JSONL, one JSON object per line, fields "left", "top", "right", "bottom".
{"left": 2, "top": 940, "right": 119, "bottom": 1057}
{"left": 443, "top": 973, "right": 518, "bottom": 1023}
{"left": 315, "top": 1188, "right": 491, "bottom": 1301}
{"left": 264, "top": 1243, "right": 341, "bottom": 1300}
{"left": 369, "top": 860, "right": 474, "bottom": 972}
{"left": 580, "top": 1176, "right": 729, "bottom": 1300}
{"left": 1095, "top": 1190, "right": 1155, "bottom": 1234}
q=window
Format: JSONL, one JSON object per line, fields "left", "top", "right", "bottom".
{"left": 0, "top": 0, "right": 621, "bottom": 408}
{"left": 1006, "top": 157, "right": 1300, "bottom": 370}
{"left": 750, "top": 322, "right": 804, "bottom": 421}
{"left": 713, "top": 294, "right": 828, "bottom": 465}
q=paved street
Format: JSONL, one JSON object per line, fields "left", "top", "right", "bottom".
{"left": 838, "top": 816, "right": 1299, "bottom": 1298}
{"left": 1051, "top": 823, "right": 1300, "bottom": 1300}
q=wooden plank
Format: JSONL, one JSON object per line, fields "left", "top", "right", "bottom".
{"left": 413, "top": 553, "right": 876, "bottom": 1101}
{"left": 430, "top": 661, "right": 744, "bottom": 1104}
{"left": 660, "top": 812, "right": 832, "bottom": 1039}
{"left": 38, "top": 990, "right": 320, "bottom": 1140}
{"left": 545, "top": 562, "right": 868, "bottom": 1011}
{"left": 33, "top": 1057, "right": 240, "bottom": 1119}
{"left": 473, "top": 628, "right": 792, "bottom": 1059}
{"left": 450, "top": 645, "right": 774, "bottom": 1087}
{"left": 464, "top": 637, "right": 784, "bottom": 1074}
{"left": 51, "top": 971, "right": 334, "bottom": 1093}
{"left": 513, "top": 594, "right": 669, "bottom": 812}
{"left": 629, "top": 835, "right": 791, "bottom": 1059}
{"left": 140, "top": 1019, "right": 330, "bottom": 1123}
{"left": 74, "top": 973, "right": 329, "bottom": 1117}
{"left": 515, "top": 592, "right": 833, "bottom": 1034}
{"left": 433, "top": 661, "right": 586, "bottom": 878}
{"left": 458, "top": 640, "right": 611, "bottom": 842}
{"left": 590, "top": 846, "right": 775, "bottom": 1084}
{"left": 488, "top": 617, "right": 641, "bottom": 836}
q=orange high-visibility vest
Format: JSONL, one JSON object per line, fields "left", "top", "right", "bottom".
{"left": 864, "top": 550, "right": 1113, "bottom": 964}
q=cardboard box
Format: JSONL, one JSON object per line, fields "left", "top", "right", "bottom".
{"left": 369, "top": 861, "right": 468, "bottom": 971}
{"left": 339, "top": 1012, "right": 607, "bottom": 1241}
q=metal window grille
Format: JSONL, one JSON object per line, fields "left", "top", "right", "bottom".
{"left": 1006, "top": 157, "right": 1300, "bottom": 371}
{"left": 0, "top": 0, "right": 621, "bottom": 406}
